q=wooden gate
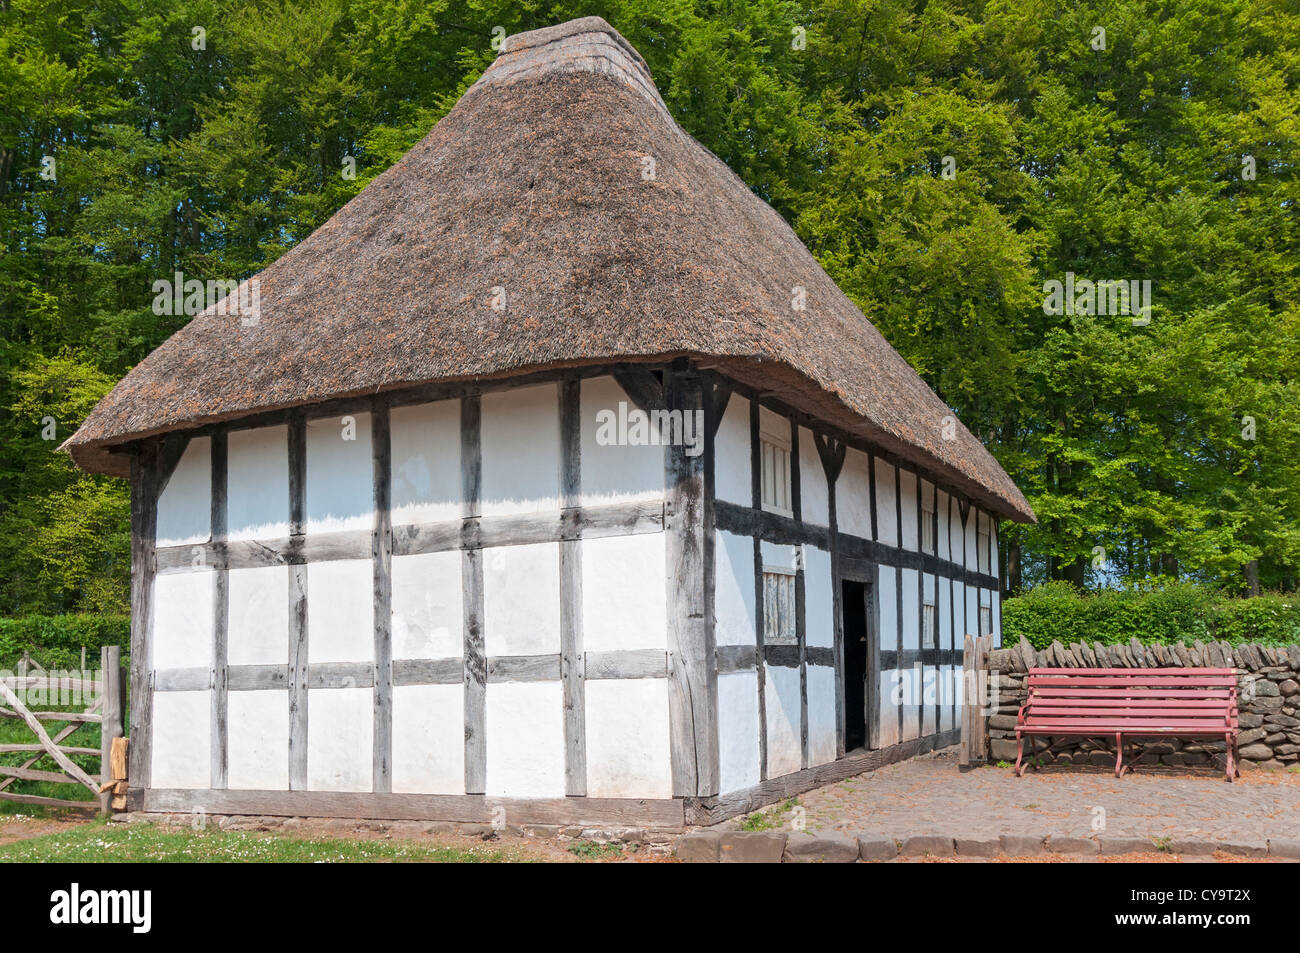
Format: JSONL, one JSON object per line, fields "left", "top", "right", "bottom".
{"left": 0, "top": 646, "right": 126, "bottom": 812}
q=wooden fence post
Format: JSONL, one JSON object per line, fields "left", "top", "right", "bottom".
{"left": 960, "top": 633, "right": 992, "bottom": 769}
{"left": 99, "top": 646, "right": 125, "bottom": 813}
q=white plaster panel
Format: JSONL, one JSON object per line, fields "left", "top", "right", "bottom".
{"left": 765, "top": 664, "right": 802, "bottom": 778}
{"left": 804, "top": 546, "right": 834, "bottom": 649}
{"left": 797, "top": 426, "right": 829, "bottom": 527}
{"left": 307, "top": 559, "right": 374, "bottom": 663}
{"left": 717, "top": 671, "right": 760, "bottom": 793}
{"left": 390, "top": 400, "right": 461, "bottom": 525}
{"left": 965, "top": 507, "right": 979, "bottom": 568}
{"left": 227, "top": 690, "right": 289, "bottom": 790}
{"left": 966, "top": 583, "right": 979, "bottom": 641}
{"left": 581, "top": 533, "right": 667, "bottom": 652}
{"left": 807, "top": 665, "right": 837, "bottom": 766}
{"left": 877, "top": 670, "right": 900, "bottom": 748}
{"left": 483, "top": 542, "right": 560, "bottom": 656}
{"left": 392, "top": 683, "right": 464, "bottom": 794}
{"left": 874, "top": 457, "right": 898, "bottom": 546}
{"left": 156, "top": 437, "right": 210, "bottom": 547}
{"left": 899, "top": 469, "right": 919, "bottom": 551}
{"left": 584, "top": 679, "right": 672, "bottom": 798}
{"left": 480, "top": 383, "right": 560, "bottom": 517}
{"left": 760, "top": 539, "right": 799, "bottom": 573}
{"left": 152, "top": 569, "right": 215, "bottom": 671}
{"left": 936, "top": 490, "right": 950, "bottom": 558}
{"left": 485, "top": 681, "right": 564, "bottom": 797}
{"left": 715, "top": 530, "right": 756, "bottom": 647}
{"left": 228, "top": 565, "right": 288, "bottom": 666}
{"left": 714, "top": 394, "right": 751, "bottom": 507}
{"left": 949, "top": 501, "right": 965, "bottom": 566}
{"left": 305, "top": 412, "right": 373, "bottom": 533}
{"left": 939, "top": 576, "right": 953, "bottom": 652}
{"left": 580, "top": 375, "right": 664, "bottom": 506}
{"left": 838, "top": 448, "right": 872, "bottom": 539}
{"left": 902, "top": 663, "right": 922, "bottom": 741}
{"left": 307, "top": 687, "right": 373, "bottom": 791}
{"left": 227, "top": 425, "right": 289, "bottom": 541}
{"left": 151, "top": 690, "right": 211, "bottom": 789}
{"left": 942, "top": 664, "right": 955, "bottom": 731}
{"left": 922, "top": 666, "right": 936, "bottom": 736}
{"left": 391, "top": 551, "right": 462, "bottom": 659}
{"left": 901, "top": 568, "right": 919, "bottom": 651}
{"left": 877, "top": 565, "right": 897, "bottom": 650}
{"left": 990, "top": 520, "right": 1000, "bottom": 573}
{"left": 953, "top": 580, "right": 968, "bottom": 642}
{"left": 993, "top": 592, "right": 1002, "bottom": 647}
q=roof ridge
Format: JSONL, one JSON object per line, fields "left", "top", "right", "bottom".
{"left": 474, "top": 16, "right": 674, "bottom": 122}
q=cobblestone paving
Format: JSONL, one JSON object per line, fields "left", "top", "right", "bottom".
{"left": 798, "top": 751, "right": 1300, "bottom": 842}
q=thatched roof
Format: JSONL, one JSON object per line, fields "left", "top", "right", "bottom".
{"left": 64, "top": 17, "right": 1033, "bottom": 523}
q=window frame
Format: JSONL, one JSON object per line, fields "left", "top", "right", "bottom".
{"left": 759, "top": 429, "right": 794, "bottom": 518}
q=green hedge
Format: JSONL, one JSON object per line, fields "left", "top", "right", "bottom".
{"left": 1003, "top": 582, "right": 1300, "bottom": 650}
{"left": 0, "top": 615, "right": 130, "bottom": 669}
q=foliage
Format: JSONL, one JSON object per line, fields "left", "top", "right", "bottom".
{"left": 2, "top": 0, "right": 1298, "bottom": 608}
{"left": 1003, "top": 581, "right": 1300, "bottom": 648}
{"left": 0, "top": 614, "right": 130, "bottom": 669}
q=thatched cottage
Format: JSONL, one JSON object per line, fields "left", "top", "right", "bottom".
{"left": 65, "top": 17, "right": 1034, "bottom": 826}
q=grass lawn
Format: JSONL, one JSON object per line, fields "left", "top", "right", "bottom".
{"left": 0, "top": 817, "right": 554, "bottom": 862}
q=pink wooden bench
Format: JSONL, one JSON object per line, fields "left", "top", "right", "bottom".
{"left": 1015, "top": 668, "right": 1240, "bottom": 781}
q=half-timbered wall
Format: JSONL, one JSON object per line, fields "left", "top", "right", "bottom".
{"left": 138, "top": 371, "right": 689, "bottom": 815}
{"left": 706, "top": 373, "right": 1004, "bottom": 797}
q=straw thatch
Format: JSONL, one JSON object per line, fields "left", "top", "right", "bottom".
{"left": 64, "top": 17, "right": 1033, "bottom": 522}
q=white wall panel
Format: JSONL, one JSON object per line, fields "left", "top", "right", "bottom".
{"left": 305, "top": 412, "right": 372, "bottom": 533}
{"left": 483, "top": 542, "right": 560, "bottom": 656}
{"left": 580, "top": 376, "right": 664, "bottom": 506}
{"left": 874, "top": 457, "right": 897, "bottom": 546}
{"left": 953, "top": 580, "right": 967, "bottom": 642}
{"left": 481, "top": 383, "right": 559, "bottom": 516}
{"left": 899, "top": 469, "right": 918, "bottom": 551}
{"left": 902, "top": 663, "right": 921, "bottom": 741}
{"left": 307, "top": 559, "right": 374, "bottom": 663}
{"left": 838, "top": 448, "right": 872, "bottom": 539}
{"left": 807, "top": 665, "right": 837, "bottom": 767}
{"left": 392, "top": 683, "right": 464, "bottom": 794}
{"left": 877, "top": 565, "right": 897, "bottom": 650}
{"left": 485, "top": 681, "right": 564, "bottom": 797}
{"left": 939, "top": 576, "right": 953, "bottom": 652}
{"left": 717, "top": 671, "right": 760, "bottom": 793}
{"left": 936, "top": 490, "right": 950, "bottom": 558}
{"left": 227, "top": 690, "right": 289, "bottom": 790}
{"left": 307, "top": 687, "right": 373, "bottom": 791}
{"left": 227, "top": 425, "right": 289, "bottom": 541}
{"left": 152, "top": 569, "right": 214, "bottom": 670}
{"left": 581, "top": 533, "right": 666, "bottom": 652}
{"left": 391, "top": 551, "right": 462, "bottom": 659}
{"left": 798, "top": 427, "right": 829, "bottom": 527}
{"left": 585, "top": 679, "right": 672, "bottom": 798}
{"left": 765, "top": 664, "right": 802, "bottom": 778}
{"left": 390, "top": 400, "right": 461, "bottom": 525}
{"left": 228, "top": 565, "right": 288, "bottom": 666}
{"left": 804, "top": 545, "right": 833, "bottom": 649}
{"left": 715, "top": 530, "right": 756, "bottom": 647}
{"left": 714, "top": 395, "right": 750, "bottom": 506}
{"left": 156, "top": 437, "right": 210, "bottom": 546}
{"left": 901, "top": 568, "right": 919, "bottom": 651}
{"left": 151, "top": 691, "right": 211, "bottom": 789}
{"left": 877, "top": 670, "right": 900, "bottom": 748}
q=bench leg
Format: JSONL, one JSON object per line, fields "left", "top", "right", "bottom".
{"left": 1014, "top": 735, "right": 1026, "bottom": 777}
{"left": 1114, "top": 733, "right": 1124, "bottom": 778}
{"left": 1225, "top": 733, "right": 1237, "bottom": 782}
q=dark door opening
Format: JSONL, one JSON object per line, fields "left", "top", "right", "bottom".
{"left": 842, "top": 580, "right": 870, "bottom": 751}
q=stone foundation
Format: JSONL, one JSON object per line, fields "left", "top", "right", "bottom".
{"left": 986, "top": 637, "right": 1300, "bottom": 769}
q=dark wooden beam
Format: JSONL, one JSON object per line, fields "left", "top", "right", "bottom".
{"left": 372, "top": 399, "right": 393, "bottom": 794}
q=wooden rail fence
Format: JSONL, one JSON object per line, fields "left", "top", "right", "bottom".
{"left": 0, "top": 646, "right": 126, "bottom": 812}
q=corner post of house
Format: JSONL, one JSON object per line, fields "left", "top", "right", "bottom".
{"left": 126, "top": 439, "right": 160, "bottom": 811}
{"left": 664, "top": 361, "right": 718, "bottom": 797}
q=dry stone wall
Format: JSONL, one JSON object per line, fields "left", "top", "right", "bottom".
{"left": 986, "top": 637, "right": 1300, "bottom": 769}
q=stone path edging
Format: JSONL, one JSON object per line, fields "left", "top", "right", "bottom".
{"left": 675, "top": 830, "right": 1300, "bottom": 862}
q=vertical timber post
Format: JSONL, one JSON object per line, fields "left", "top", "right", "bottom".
{"left": 99, "top": 645, "right": 124, "bottom": 813}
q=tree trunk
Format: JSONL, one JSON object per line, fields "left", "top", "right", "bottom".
{"left": 1006, "top": 541, "right": 1022, "bottom": 597}
{"left": 1243, "top": 560, "right": 1260, "bottom": 597}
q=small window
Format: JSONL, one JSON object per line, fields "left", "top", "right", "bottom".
{"left": 922, "top": 601, "right": 937, "bottom": 648}
{"left": 979, "top": 605, "right": 993, "bottom": 637}
{"left": 977, "top": 527, "right": 990, "bottom": 573}
{"left": 921, "top": 505, "right": 934, "bottom": 553}
{"left": 762, "top": 570, "right": 797, "bottom": 645}
{"left": 760, "top": 435, "right": 792, "bottom": 516}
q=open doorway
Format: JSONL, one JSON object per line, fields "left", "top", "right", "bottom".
{"left": 842, "top": 580, "right": 871, "bottom": 751}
